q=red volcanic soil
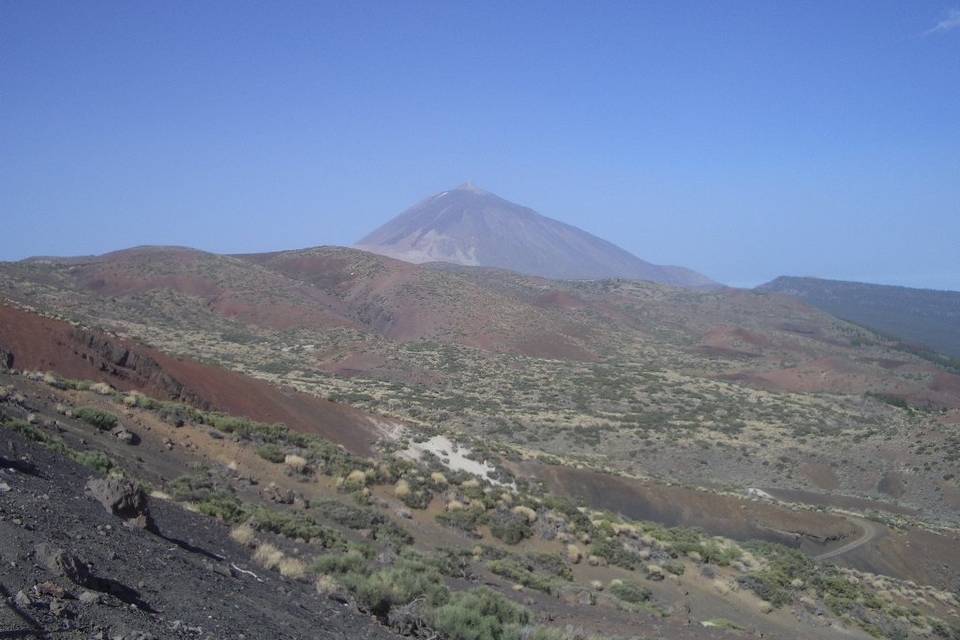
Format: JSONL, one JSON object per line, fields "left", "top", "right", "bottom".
{"left": 0, "top": 304, "right": 384, "bottom": 454}
{"left": 723, "top": 357, "right": 873, "bottom": 394}
{"left": 242, "top": 247, "right": 601, "bottom": 360}
{"left": 532, "top": 290, "right": 585, "bottom": 310}
{"left": 722, "top": 357, "right": 960, "bottom": 409}
{"left": 64, "top": 247, "right": 357, "bottom": 332}
{"left": 696, "top": 325, "right": 771, "bottom": 358}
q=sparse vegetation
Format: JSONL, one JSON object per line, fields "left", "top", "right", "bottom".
{"left": 73, "top": 407, "right": 119, "bottom": 430}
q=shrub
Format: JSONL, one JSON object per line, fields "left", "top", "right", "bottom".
{"left": 525, "top": 552, "right": 573, "bottom": 581}
{"left": 257, "top": 444, "right": 286, "bottom": 463}
{"left": 73, "top": 407, "right": 119, "bottom": 430}
{"left": 436, "top": 508, "right": 485, "bottom": 536}
{"left": 591, "top": 536, "right": 642, "bottom": 569}
{"left": 89, "top": 382, "right": 114, "bottom": 396}
{"left": 313, "top": 500, "right": 412, "bottom": 546}
{"left": 253, "top": 543, "right": 284, "bottom": 570}
{"left": 230, "top": 524, "right": 257, "bottom": 547}
{"left": 284, "top": 454, "right": 308, "bottom": 473}
{"left": 316, "top": 574, "right": 339, "bottom": 596}
{"left": 738, "top": 542, "right": 817, "bottom": 608}
{"left": 609, "top": 580, "right": 652, "bottom": 604}
{"left": 511, "top": 505, "right": 537, "bottom": 523}
{"left": 487, "top": 559, "right": 557, "bottom": 594}
{"left": 1, "top": 418, "right": 114, "bottom": 474}
{"left": 393, "top": 476, "right": 433, "bottom": 509}
{"left": 73, "top": 450, "right": 114, "bottom": 474}
{"left": 699, "top": 540, "right": 742, "bottom": 566}
{"left": 345, "top": 557, "right": 449, "bottom": 618}
{"left": 247, "top": 507, "right": 344, "bottom": 547}
{"left": 278, "top": 557, "right": 307, "bottom": 579}
{"left": 488, "top": 509, "right": 532, "bottom": 545}
{"left": 394, "top": 479, "right": 411, "bottom": 498}
{"left": 194, "top": 494, "right": 247, "bottom": 523}
{"left": 429, "top": 588, "right": 530, "bottom": 640}
{"left": 312, "top": 550, "right": 368, "bottom": 575}
{"left": 342, "top": 469, "right": 368, "bottom": 490}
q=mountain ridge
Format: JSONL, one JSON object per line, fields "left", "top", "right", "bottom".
{"left": 757, "top": 275, "right": 960, "bottom": 359}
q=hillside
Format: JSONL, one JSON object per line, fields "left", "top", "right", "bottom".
{"left": 356, "top": 183, "right": 717, "bottom": 287}
{"left": 758, "top": 277, "right": 960, "bottom": 359}
{"left": 2, "top": 245, "right": 959, "bottom": 530}
{"left": 4, "top": 344, "right": 959, "bottom": 639}
{"left": 2, "top": 246, "right": 960, "bottom": 637}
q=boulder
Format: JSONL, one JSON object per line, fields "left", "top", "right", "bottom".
{"left": 260, "top": 482, "right": 295, "bottom": 505}
{"left": 34, "top": 544, "right": 92, "bottom": 587}
{"left": 86, "top": 477, "right": 157, "bottom": 532}
{"left": 110, "top": 426, "right": 139, "bottom": 445}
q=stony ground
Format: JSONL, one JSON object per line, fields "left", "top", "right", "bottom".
{"left": 0, "top": 429, "right": 401, "bottom": 640}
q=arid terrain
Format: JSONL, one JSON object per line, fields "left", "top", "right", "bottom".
{"left": 2, "top": 246, "right": 959, "bottom": 639}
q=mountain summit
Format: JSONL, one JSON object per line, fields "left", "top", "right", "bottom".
{"left": 356, "top": 184, "right": 717, "bottom": 287}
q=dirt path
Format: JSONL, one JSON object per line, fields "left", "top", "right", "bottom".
{"left": 814, "top": 516, "right": 879, "bottom": 561}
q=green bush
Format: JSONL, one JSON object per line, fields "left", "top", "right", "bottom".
{"left": 344, "top": 556, "right": 449, "bottom": 618}
{"left": 488, "top": 509, "right": 532, "bottom": 545}
{"left": 699, "top": 540, "right": 742, "bottom": 566}
{"left": 256, "top": 443, "right": 287, "bottom": 463}
{"left": 73, "top": 407, "right": 118, "bottom": 430}
{"left": 312, "top": 549, "right": 368, "bottom": 575}
{"left": 247, "top": 507, "right": 344, "bottom": 547}
{"left": 590, "top": 536, "right": 642, "bottom": 569}
{"left": 72, "top": 450, "right": 114, "bottom": 474}
{"left": 195, "top": 494, "right": 247, "bottom": 523}
{"left": 609, "top": 580, "right": 652, "bottom": 604}
{"left": 436, "top": 508, "right": 486, "bottom": 536}
{"left": 486, "top": 558, "right": 557, "bottom": 594}
{"left": 314, "top": 501, "right": 412, "bottom": 546}
{"left": 429, "top": 588, "right": 530, "bottom": 640}
{"left": 524, "top": 552, "right": 572, "bottom": 581}
{"left": 2, "top": 418, "right": 115, "bottom": 474}
{"left": 738, "top": 542, "right": 817, "bottom": 607}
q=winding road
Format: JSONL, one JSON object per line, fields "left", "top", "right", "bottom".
{"left": 814, "top": 516, "right": 880, "bottom": 561}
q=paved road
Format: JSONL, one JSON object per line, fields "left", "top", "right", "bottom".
{"left": 814, "top": 516, "right": 880, "bottom": 561}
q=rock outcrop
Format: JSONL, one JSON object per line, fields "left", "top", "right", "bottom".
{"left": 86, "top": 477, "right": 157, "bottom": 533}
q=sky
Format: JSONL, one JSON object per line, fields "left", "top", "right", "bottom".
{"left": 2, "top": 1, "right": 959, "bottom": 290}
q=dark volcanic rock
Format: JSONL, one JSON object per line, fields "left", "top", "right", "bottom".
{"left": 86, "top": 477, "right": 157, "bottom": 533}
{"left": 1, "top": 424, "right": 403, "bottom": 639}
{"left": 34, "top": 543, "right": 92, "bottom": 587}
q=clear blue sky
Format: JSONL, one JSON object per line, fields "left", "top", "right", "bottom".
{"left": 3, "top": 1, "right": 958, "bottom": 289}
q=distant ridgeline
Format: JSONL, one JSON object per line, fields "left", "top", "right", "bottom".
{"left": 758, "top": 276, "right": 960, "bottom": 362}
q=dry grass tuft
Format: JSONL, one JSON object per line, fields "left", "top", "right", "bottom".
{"left": 230, "top": 524, "right": 257, "bottom": 547}
{"left": 394, "top": 479, "right": 411, "bottom": 498}
{"left": 284, "top": 454, "right": 308, "bottom": 473}
{"left": 253, "top": 543, "right": 285, "bottom": 570}
{"left": 315, "top": 574, "right": 339, "bottom": 595}
{"left": 278, "top": 557, "right": 306, "bottom": 580}
{"left": 90, "top": 382, "right": 114, "bottom": 395}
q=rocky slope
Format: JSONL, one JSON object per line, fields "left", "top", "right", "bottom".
{"left": 0, "top": 426, "right": 402, "bottom": 640}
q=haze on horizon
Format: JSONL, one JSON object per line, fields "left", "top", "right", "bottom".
{"left": 2, "top": 2, "right": 958, "bottom": 291}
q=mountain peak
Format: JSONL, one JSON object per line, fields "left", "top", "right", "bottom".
{"left": 356, "top": 186, "right": 718, "bottom": 287}
{"left": 453, "top": 181, "right": 487, "bottom": 194}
